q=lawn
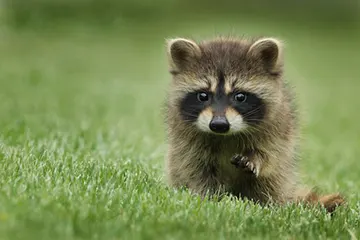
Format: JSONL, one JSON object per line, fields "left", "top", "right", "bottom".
{"left": 0, "top": 16, "right": 359, "bottom": 239}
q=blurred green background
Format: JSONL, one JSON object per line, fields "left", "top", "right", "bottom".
{"left": 0, "top": 1, "right": 359, "bottom": 239}
{"left": 4, "top": 0, "right": 359, "bottom": 27}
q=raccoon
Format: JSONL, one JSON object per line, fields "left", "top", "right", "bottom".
{"left": 164, "top": 36, "right": 344, "bottom": 212}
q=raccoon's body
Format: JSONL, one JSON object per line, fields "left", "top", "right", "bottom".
{"left": 164, "top": 36, "right": 344, "bottom": 212}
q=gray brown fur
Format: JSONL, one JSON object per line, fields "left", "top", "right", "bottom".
{"left": 164, "top": 36, "right": 344, "bottom": 211}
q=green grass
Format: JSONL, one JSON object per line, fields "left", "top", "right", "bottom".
{"left": 0, "top": 17, "right": 359, "bottom": 240}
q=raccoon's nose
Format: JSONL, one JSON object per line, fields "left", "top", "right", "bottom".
{"left": 209, "top": 116, "right": 230, "bottom": 133}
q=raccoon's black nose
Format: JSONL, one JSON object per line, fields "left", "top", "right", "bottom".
{"left": 209, "top": 117, "right": 230, "bottom": 133}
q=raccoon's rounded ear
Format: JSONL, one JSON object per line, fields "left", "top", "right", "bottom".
{"left": 247, "top": 38, "right": 283, "bottom": 75}
{"left": 166, "top": 38, "right": 201, "bottom": 72}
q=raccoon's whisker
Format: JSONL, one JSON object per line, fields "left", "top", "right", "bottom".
{"left": 183, "top": 115, "right": 199, "bottom": 119}
{"left": 182, "top": 113, "right": 202, "bottom": 119}
{"left": 241, "top": 105, "right": 266, "bottom": 118}
{"left": 248, "top": 121, "right": 282, "bottom": 136}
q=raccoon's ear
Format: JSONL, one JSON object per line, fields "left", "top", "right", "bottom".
{"left": 166, "top": 38, "right": 201, "bottom": 72}
{"left": 247, "top": 38, "right": 283, "bottom": 75}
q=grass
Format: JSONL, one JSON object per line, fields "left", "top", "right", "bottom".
{"left": 0, "top": 16, "right": 359, "bottom": 239}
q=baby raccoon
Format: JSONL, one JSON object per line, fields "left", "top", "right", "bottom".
{"left": 164, "top": 36, "right": 344, "bottom": 212}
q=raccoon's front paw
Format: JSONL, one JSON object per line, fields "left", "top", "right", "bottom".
{"left": 230, "top": 154, "right": 259, "bottom": 177}
{"left": 230, "top": 154, "right": 247, "bottom": 168}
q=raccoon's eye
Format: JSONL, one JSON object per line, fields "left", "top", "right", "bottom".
{"left": 234, "top": 93, "right": 247, "bottom": 102}
{"left": 197, "top": 92, "right": 209, "bottom": 102}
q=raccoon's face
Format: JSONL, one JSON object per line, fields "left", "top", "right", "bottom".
{"left": 166, "top": 37, "right": 284, "bottom": 135}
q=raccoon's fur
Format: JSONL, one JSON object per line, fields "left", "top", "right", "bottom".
{"left": 164, "top": 36, "right": 344, "bottom": 212}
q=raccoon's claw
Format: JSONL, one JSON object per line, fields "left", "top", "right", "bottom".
{"left": 230, "top": 154, "right": 247, "bottom": 168}
{"left": 231, "top": 154, "right": 259, "bottom": 177}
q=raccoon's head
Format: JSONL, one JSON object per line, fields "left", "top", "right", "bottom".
{"left": 166, "top": 37, "right": 285, "bottom": 135}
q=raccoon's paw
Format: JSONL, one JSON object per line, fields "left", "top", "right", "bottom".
{"left": 230, "top": 154, "right": 246, "bottom": 168}
{"left": 230, "top": 154, "right": 259, "bottom": 177}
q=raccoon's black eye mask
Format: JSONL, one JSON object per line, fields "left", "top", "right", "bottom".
{"left": 179, "top": 89, "right": 266, "bottom": 124}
